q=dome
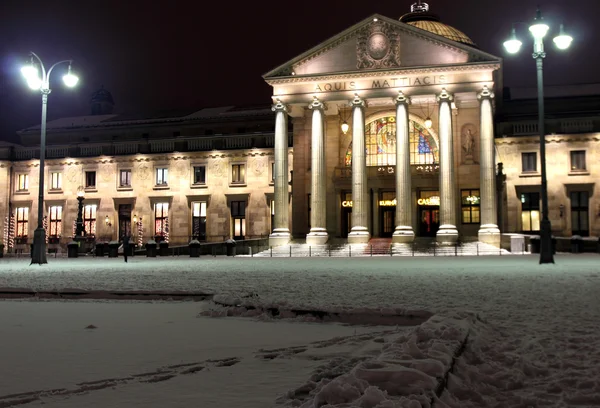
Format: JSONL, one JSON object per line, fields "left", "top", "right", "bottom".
{"left": 91, "top": 86, "right": 114, "bottom": 105}
{"left": 90, "top": 86, "right": 115, "bottom": 115}
{"left": 400, "top": 2, "right": 476, "bottom": 47}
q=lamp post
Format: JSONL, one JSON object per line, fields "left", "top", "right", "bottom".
{"left": 21, "top": 52, "right": 79, "bottom": 265}
{"left": 76, "top": 186, "right": 85, "bottom": 237}
{"left": 503, "top": 8, "right": 573, "bottom": 264}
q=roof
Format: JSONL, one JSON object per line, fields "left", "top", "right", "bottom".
{"left": 17, "top": 105, "right": 273, "bottom": 133}
{"left": 406, "top": 20, "right": 475, "bottom": 46}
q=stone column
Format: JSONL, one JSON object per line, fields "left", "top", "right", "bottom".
{"left": 306, "top": 97, "right": 328, "bottom": 245}
{"left": 269, "top": 99, "right": 291, "bottom": 247}
{"left": 436, "top": 89, "right": 459, "bottom": 244}
{"left": 392, "top": 91, "right": 415, "bottom": 243}
{"left": 348, "top": 94, "right": 370, "bottom": 244}
{"left": 477, "top": 86, "right": 500, "bottom": 246}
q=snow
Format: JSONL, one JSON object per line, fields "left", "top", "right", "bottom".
{"left": 1, "top": 254, "right": 600, "bottom": 407}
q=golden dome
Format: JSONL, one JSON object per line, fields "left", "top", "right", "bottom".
{"left": 406, "top": 20, "right": 476, "bottom": 46}
{"left": 400, "top": 2, "right": 476, "bottom": 47}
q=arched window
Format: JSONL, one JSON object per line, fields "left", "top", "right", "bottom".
{"left": 345, "top": 116, "right": 438, "bottom": 167}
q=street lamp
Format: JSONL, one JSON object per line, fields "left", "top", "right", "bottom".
{"left": 76, "top": 186, "right": 85, "bottom": 237}
{"left": 21, "top": 52, "right": 79, "bottom": 264}
{"left": 503, "top": 8, "right": 573, "bottom": 264}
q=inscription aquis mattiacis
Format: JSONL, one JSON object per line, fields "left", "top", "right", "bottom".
{"left": 314, "top": 75, "right": 449, "bottom": 93}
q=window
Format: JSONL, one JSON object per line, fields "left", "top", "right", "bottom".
{"left": 156, "top": 168, "right": 168, "bottom": 185}
{"left": 191, "top": 202, "right": 207, "bottom": 240}
{"left": 154, "top": 203, "right": 169, "bottom": 238}
{"left": 83, "top": 204, "right": 97, "bottom": 236}
{"left": 193, "top": 166, "right": 206, "bottom": 185}
{"left": 522, "top": 152, "right": 537, "bottom": 173}
{"left": 271, "top": 199, "right": 276, "bottom": 232}
{"left": 17, "top": 174, "right": 29, "bottom": 191}
{"left": 231, "top": 164, "right": 245, "bottom": 184}
{"left": 570, "top": 151, "right": 586, "bottom": 171}
{"left": 16, "top": 207, "right": 29, "bottom": 237}
{"left": 270, "top": 162, "right": 275, "bottom": 184}
{"left": 85, "top": 171, "right": 96, "bottom": 188}
{"left": 307, "top": 193, "right": 311, "bottom": 231}
{"left": 520, "top": 192, "right": 540, "bottom": 232}
{"left": 570, "top": 191, "right": 589, "bottom": 236}
{"left": 231, "top": 201, "right": 246, "bottom": 239}
{"left": 48, "top": 206, "right": 62, "bottom": 237}
{"left": 50, "top": 172, "right": 62, "bottom": 190}
{"left": 461, "top": 190, "right": 480, "bottom": 224}
{"left": 119, "top": 170, "right": 132, "bottom": 187}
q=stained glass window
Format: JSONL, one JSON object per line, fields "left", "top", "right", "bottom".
{"left": 344, "top": 116, "right": 438, "bottom": 166}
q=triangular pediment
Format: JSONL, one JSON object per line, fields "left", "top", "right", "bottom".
{"left": 263, "top": 14, "right": 501, "bottom": 80}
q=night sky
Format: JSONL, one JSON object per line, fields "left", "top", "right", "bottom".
{"left": 0, "top": 0, "right": 597, "bottom": 143}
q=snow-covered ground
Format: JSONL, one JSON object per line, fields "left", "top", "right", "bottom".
{"left": 1, "top": 255, "right": 600, "bottom": 407}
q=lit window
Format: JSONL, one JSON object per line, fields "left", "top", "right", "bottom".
{"left": 232, "top": 164, "right": 245, "bottom": 184}
{"left": 17, "top": 174, "right": 29, "bottom": 191}
{"left": 48, "top": 206, "right": 62, "bottom": 237}
{"left": 16, "top": 207, "right": 29, "bottom": 237}
{"left": 193, "top": 166, "right": 206, "bottom": 185}
{"left": 85, "top": 171, "right": 96, "bottom": 188}
{"left": 120, "top": 169, "right": 132, "bottom": 187}
{"left": 155, "top": 203, "right": 169, "bottom": 238}
{"left": 50, "top": 172, "right": 62, "bottom": 190}
{"left": 83, "top": 204, "right": 97, "bottom": 236}
{"left": 461, "top": 189, "right": 480, "bottom": 224}
{"left": 570, "top": 151, "right": 586, "bottom": 171}
{"left": 191, "top": 202, "right": 207, "bottom": 240}
{"left": 231, "top": 201, "right": 246, "bottom": 239}
{"left": 522, "top": 153, "right": 537, "bottom": 172}
{"left": 156, "top": 168, "right": 168, "bottom": 185}
{"left": 521, "top": 192, "right": 540, "bottom": 232}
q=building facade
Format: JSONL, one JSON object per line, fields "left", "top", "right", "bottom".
{"left": 1, "top": 4, "right": 599, "bottom": 253}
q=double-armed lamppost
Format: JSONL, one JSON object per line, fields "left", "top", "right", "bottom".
{"left": 503, "top": 8, "right": 573, "bottom": 264}
{"left": 21, "top": 52, "right": 79, "bottom": 264}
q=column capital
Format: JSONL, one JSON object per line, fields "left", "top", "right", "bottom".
{"left": 350, "top": 93, "right": 367, "bottom": 109}
{"left": 308, "top": 96, "right": 326, "bottom": 111}
{"left": 436, "top": 88, "right": 454, "bottom": 103}
{"left": 477, "top": 85, "right": 495, "bottom": 101}
{"left": 271, "top": 99, "right": 289, "bottom": 113}
{"left": 394, "top": 91, "right": 411, "bottom": 106}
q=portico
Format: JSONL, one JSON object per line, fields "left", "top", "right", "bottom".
{"left": 264, "top": 9, "right": 502, "bottom": 247}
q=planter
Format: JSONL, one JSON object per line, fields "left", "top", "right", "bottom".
{"left": 108, "top": 241, "right": 120, "bottom": 258}
{"left": 225, "top": 239, "right": 236, "bottom": 257}
{"left": 67, "top": 241, "right": 79, "bottom": 258}
{"left": 189, "top": 240, "right": 201, "bottom": 258}
{"left": 159, "top": 242, "right": 169, "bottom": 256}
{"left": 95, "top": 243, "right": 105, "bottom": 257}
{"left": 146, "top": 240, "right": 157, "bottom": 257}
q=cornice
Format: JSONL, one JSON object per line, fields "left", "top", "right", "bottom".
{"left": 496, "top": 134, "right": 600, "bottom": 145}
{"left": 266, "top": 62, "right": 501, "bottom": 86}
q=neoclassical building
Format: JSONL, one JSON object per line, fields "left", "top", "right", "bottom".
{"left": 1, "top": 3, "right": 598, "bottom": 252}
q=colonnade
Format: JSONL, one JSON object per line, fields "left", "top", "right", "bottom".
{"left": 268, "top": 86, "right": 499, "bottom": 247}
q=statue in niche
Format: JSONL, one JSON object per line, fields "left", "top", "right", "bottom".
{"left": 461, "top": 125, "right": 477, "bottom": 164}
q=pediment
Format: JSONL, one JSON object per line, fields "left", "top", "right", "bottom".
{"left": 263, "top": 14, "right": 501, "bottom": 81}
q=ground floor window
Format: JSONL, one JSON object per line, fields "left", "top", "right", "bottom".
{"left": 231, "top": 201, "right": 246, "bottom": 240}
{"left": 48, "top": 206, "right": 62, "bottom": 237}
{"left": 83, "top": 204, "right": 97, "bottom": 236}
{"left": 16, "top": 207, "right": 28, "bottom": 238}
{"left": 461, "top": 189, "right": 480, "bottom": 224}
{"left": 570, "top": 191, "right": 589, "bottom": 236}
{"left": 307, "top": 194, "right": 311, "bottom": 232}
{"left": 270, "top": 199, "right": 276, "bottom": 233}
{"left": 520, "top": 192, "right": 540, "bottom": 232}
{"left": 341, "top": 192, "right": 352, "bottom": 238}
{"left": 192, "top": 201, "right": 207, "bottom": 240}
{"left": 154, "top": 203, "right": 169, "bottom": 241}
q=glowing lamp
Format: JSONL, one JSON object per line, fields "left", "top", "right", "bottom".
{"left": 62, "top": 64, "right": 79, "bottom": 88}
{"left": 503, "top": 28, "right": 522, "bottom": 54}
{"left": 77, "top": 185, "right": 85, "bottom": 198}
{"left": 21, "top": 65, "right": 42, "bottom": 90}
{"left": 424, "top": 117, "right": 433, "bottom": 129}
{"left": 341, "top": 121, "right": 349, "bottom": 134}
{"left": 553, "top": 24, "right": 573, "bottom": 50}
{"left": 529, "top": 9, "right": 549, "bottom": 40}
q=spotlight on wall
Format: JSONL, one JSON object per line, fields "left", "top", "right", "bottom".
{"left": 105, "top": 215, "right": 112, "bottom": 227}
{"left": 133, "top": 214, "right": 138, "bottom": 224}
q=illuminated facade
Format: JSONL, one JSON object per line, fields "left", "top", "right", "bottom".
{"left": 1, "top": 4, "right": 598, "bottom": 253}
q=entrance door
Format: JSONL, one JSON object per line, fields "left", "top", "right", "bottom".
{"left": 380, "top": 208, "right": 395, "bottom": 237}
{"left": 419, "top": 207, "right": 439, "bottom": 237}
{"left": 118, "top": 204, "right": 132, "bottom": 239}
{"left": 341, "top": 208, "right": 352, "bottom": 238}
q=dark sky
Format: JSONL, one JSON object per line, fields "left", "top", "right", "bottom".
{"left": 0, "top": 0, "right": 597, "bottom": 143}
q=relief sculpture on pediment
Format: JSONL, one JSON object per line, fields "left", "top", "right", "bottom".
{"left": 357, "top": 21, "right": 401, "bottom": 70}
